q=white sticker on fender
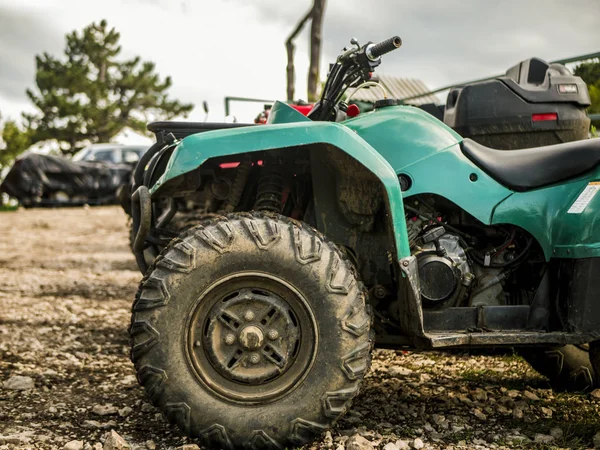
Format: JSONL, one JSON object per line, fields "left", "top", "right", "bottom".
{"left": 567, "top": 182, "right": 600, "bottom": 214}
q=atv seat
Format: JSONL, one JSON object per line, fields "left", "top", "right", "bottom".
{"left": 461, "top": 138, "right": 600, "bottom": 192}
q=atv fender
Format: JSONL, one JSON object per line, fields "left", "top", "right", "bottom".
{"left": 150, "top": 119, "right": 411, "bottom": 260}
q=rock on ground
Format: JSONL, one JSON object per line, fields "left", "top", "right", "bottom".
{"left": 3, "top": 375, "right": 35, "bottom": 390}
{"left": 534, "top": 434, "right": 554, "bottom": 444}
{"left": 92, "top": 404, "right": 119, "bottom": 416}
{"left": 412, "top": 438, "right": 424, "bottom": 449}
{"left": 118, "top": 407, "right": 133, "bottom": 418}
{"left": 103, "top": 430, "right": 130, "bottom": 450}
{"left": 394, "top": 440, "right": 410, "bottom": 450}
{"left": 346, "top": 434, "right": 374, "bottom": 450}
{"left": 0, "top": 431, "right": 35, "bottom": 445}
{"left": 64, "top": 440, "right": 84, "bottom": 450}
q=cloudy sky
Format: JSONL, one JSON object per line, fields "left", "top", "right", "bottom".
{"left": 1, "top": 0, "right": 599, "bottom": 142}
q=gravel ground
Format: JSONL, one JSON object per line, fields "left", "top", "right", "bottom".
{"left": 2, "top": 206, "right": 600, "bottom": 450}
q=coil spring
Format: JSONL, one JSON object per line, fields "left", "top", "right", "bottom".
{"left": 253, "top": 161, "right": 283, "bottom": 212}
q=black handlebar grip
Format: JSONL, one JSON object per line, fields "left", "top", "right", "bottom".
{"left": 368, "top": 36, "right": 402, "bottom": 59}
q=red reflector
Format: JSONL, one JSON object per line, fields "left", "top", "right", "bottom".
{"left": 219, "top": 161, "right": 263, "bottom": 169}
{"left": 347, "top": 104, "right": 360, "bottom": 118}
{"left": 219, "top": 162, "right": 240, "bottom": 169}
{"left": 532, "top": 113, "right": 557, "bottom": 122}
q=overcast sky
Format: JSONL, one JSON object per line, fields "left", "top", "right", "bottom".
{"left": 0, "top": 0, "right": 599, "bottom": 143}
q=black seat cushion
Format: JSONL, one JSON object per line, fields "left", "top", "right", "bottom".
{"left": 461, "top": 138, "right": 600, "bottom": 192}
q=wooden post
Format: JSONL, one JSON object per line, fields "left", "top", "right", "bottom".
{"left": 285, "top": 9, "right": 312, "bottom": 101}
{"left": 307, "top": 0, "right": 326, "bottom": 102}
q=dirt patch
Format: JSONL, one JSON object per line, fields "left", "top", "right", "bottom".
{"left": 1, "top": 206, "right": 600, "bottom": 449}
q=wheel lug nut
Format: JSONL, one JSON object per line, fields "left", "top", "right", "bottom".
{"left": 267, "top": 330, "right": 279, "bottom": 340}
{"left": 224, "top": 334, "right": 236, "bottom": 345}
{"left": 249, "top": 353, "right": 260, "bottom": 364}
{"left": 244, "top": 310, "right": 255, "bottom": 321}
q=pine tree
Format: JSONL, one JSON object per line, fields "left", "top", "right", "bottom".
{"left": 25, "top": 20, "right": 193, "bottom": 154}
{"left": 575, "top": 59, "right": 600, "bottom": 128}
{"left": 0, "top": 115, "right": 31, "bottom": 171}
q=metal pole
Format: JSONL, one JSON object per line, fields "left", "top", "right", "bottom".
{"left": 399, "top": 51, "right": 600, "bottom": 103}
{"left": 224, "top": 96, "right": 275, "bottom": 116}
{"left": 552, "top": 52, "right": 600, "bottom": 65}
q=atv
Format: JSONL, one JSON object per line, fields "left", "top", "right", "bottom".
{"left": 129, "top": 36, "right": 600, "bottom": 449}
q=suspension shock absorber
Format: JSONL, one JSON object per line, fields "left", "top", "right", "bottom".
{"left": 224, "top": 160, "right": 252, "bottom": 213}
{"left": 253, "top": 159, "right": 283, "bottom": 212}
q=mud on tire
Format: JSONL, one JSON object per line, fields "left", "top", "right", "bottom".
{"left": 130, "top": 212, "right": 373, "bottom": 448}
{"left": 520, "top": 344, "right": 595, "bottom": 392}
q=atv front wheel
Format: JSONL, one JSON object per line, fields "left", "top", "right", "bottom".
{"left": 130, "top": 212, "right": 373, "bottom": 448}
{"left": 520, "top": 344, "right": 595, "bottom": 392}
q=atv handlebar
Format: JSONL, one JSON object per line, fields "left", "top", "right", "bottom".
{"left": 366, "top": 36, "right": 402, "bottom": 60}
{"left": 308, "top": 35, "right": 402, "bottom": 121}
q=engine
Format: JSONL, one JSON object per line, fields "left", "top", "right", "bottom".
{"left": 410, "top": 223, "right": 474, "bottom": 308}
{"left": 406, "top": 199, "right": 533, "bottom": 309}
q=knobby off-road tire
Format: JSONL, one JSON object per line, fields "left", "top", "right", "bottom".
{"left": 130, "top": 212, "right": 373, "bottom": 449}
{"left": 520, "top": 344, "right": 595, "bottom": 392}
{"left": 128, "top": 213, "right": 210, "bottom": 273}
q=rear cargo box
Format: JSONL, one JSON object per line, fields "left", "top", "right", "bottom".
{"left": 443, "top": 58, "right": 591, "bottom": 150}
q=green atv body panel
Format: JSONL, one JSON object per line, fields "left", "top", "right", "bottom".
{"left": 152, "top": 101, "right": 600, "bottom": 261}
{"left": 151, "top": 102, "right": 412, "bottom": 259}
{"left": 493, "top": 173, "right": 600, "bottom": 259}
{"left": 343, "top": 106, "right": 513, "bottom": 224}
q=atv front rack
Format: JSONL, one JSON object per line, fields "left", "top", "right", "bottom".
{"left": 147, "top": 121, "right": 255, "bottom": 141}
{"left": 130, "top": 121, "right": 255, "bottom": 272}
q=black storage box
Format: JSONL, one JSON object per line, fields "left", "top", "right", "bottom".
{"left": 443, "top": 58, "right": 591, "bottom": 149}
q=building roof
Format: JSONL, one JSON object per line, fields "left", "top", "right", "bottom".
{"left": 349, "top": 74, "right": 440, "bottom": 105}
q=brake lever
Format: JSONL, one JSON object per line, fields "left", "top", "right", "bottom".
{"left": 337, "top": 47, "right": 358, "bottom": 63}
{"left": 337, "top": 37, "right": 361, "bottom": 62}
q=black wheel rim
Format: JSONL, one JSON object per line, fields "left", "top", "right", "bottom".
{"left": 186, "top": 272, "right": 318, "bottom": 404}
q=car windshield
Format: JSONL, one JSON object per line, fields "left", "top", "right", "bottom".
{"left": 71, "top": 148, "right": 92, "bottom": 161}
{"left": 91, "top": 149, "right": 118, "bottom": 163}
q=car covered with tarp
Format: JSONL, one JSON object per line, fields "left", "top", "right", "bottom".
{"left": 0, "top": 144, "right": 148, "bottom": 207}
